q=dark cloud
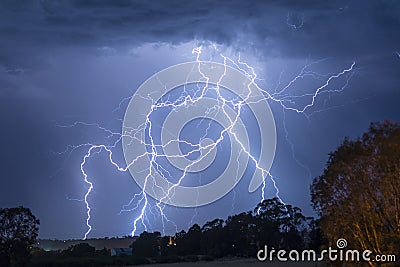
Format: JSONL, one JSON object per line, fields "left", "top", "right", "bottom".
{"left": 0, "top": 0, "right": 399, "bottom": 69}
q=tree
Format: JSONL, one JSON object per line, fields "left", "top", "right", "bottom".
{"left": 307, "top": 218, "right": 326, "bottom": 251}
{"left": 254, "top": 198, "right": 309, "bottom": 250}
{"left": 311, "top": 121, "right": 400, "bottom": 266}
{"left": 185, "top": 224, "right": 201, "bottom": 254}
{"left": 62, "top": 243, "right": 95, "bottom": 257}
{"left": 0, "top": 206, "right": 40, "bottom": 267}
{"left": 201, "top": 219, "right": 226, "bottom": 257}
{"left": 224, "top": 212, "right": 257, "bottom": 256}
{"left": 131, "top": 231, "right": 161, "bottom": 257}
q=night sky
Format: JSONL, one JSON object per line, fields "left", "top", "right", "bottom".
{"left": 0, "top": 0, "right": 399, "bottom": 239}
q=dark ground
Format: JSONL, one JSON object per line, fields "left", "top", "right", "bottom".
{"left": 135, "top": 258, "right": 328, "bottom": 267}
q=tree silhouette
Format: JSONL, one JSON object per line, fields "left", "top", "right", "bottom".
{"left": 0, "top": 206, "right": 40, "bottom": 267}
{"left": 254, "top": 198, "right": 310, "bottom": 250}
{"left": 201, "top": 219, "right": 226, "bottom": 257}
{"left": 311, "top": 121, "right": 400, "bottom": 266}
{"left": 185, "top": 224, "right": 201, "bottom": 254}
{"left": 131, "top": 231, "right": 161, "bottom": 257}
{"left": 62, "top": 243, "right": 95, "bottom": 257}
{"left": 224, "top": 212, "right": 257, "bottom": 256}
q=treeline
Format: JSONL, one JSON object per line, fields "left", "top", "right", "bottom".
{"left": 29, "top": 244, "right": 149, "bottom": 267}
{"left": 25, "top": 197, "right": 322, "bottom": 267}
{"left": 37, "top": 236, "right": 135, "bottom": 251}
{"left": 132, "top": 197, "right": 323, "bottom": 259}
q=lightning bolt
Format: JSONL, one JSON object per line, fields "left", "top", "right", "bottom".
{"left": 62, "top": 44, "right": 355, "bottom": 239}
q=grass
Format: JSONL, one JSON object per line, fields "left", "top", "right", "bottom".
{"left": 131, "top": 258, "right": 328, "bottom": 267}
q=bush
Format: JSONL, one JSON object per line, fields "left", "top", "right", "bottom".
{"left": 29, "top": 257, "right": 105, "bottom": 267}
{"left": 183, "top": 255, "right": 199, "bottom": 262}
{"left": 124, "top": 256, "right": 150, "bottom": 265}
{"left": 154, "top": 255, "right": 181, "bottom": 263}
{"left": 201, "top": 255, "right": 214, "bottom": 261}
{"left": 29, "top": 254, "right": 150, "bottom": 267}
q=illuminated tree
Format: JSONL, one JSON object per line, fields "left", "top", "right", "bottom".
{"left": 0, "top": 206, "right": 40, "bottom": 267}
{"left": 311, "top": 121, "right": 400, "bottom": 266}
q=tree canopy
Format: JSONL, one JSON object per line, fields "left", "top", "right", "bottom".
{"left": 0, "top": 206, "right": 40, "bottom": 267}
{"left": 311, "top": 121, "right": 400, "bottom": 266}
